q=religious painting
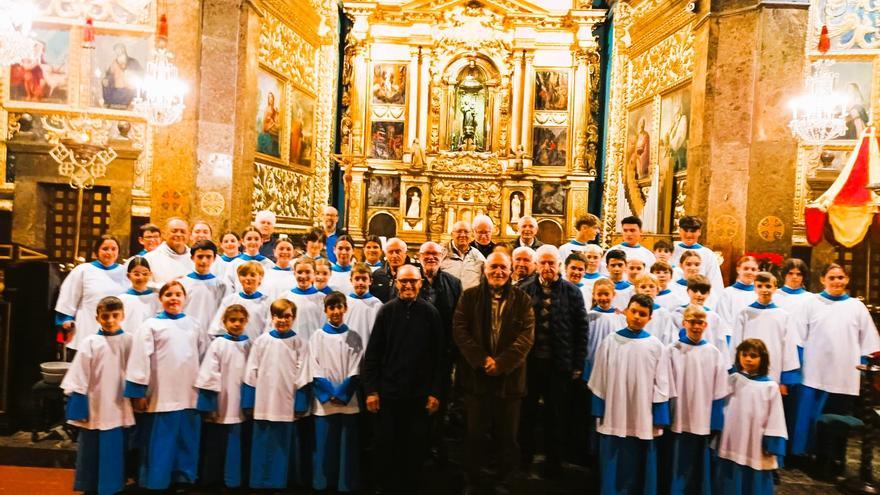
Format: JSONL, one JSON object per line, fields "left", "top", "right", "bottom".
{"left": 367, "top": 175, "right": 400, "bottom": 208}
{"left": 404, "top": 187, "right": 422, "bottom": 218}
{"left": 289, "top": 87, "right": 315, "bottom": 168}
{"left": 532, "top": 126, "right": 568, "bottom": 166}
{"left": 255, "top": 68, "right": 284, "bottom": 159}
{"left": 370, "top": 121, "right": 405, "bottom": 160}
{"left": 534, "top": 70, "right": 569, "bottom": 111}
{"left": 659, "top": 86, "right": 690, "bottom": 174}
{"left": 533, "top": 182, "right": 565, "bottom": 216}
{"left": 509, "top": 191, "right": 525, "bottom": 222}
{"left": 372, "top": 64, "right": 406, "bottom": 105}
{"left": 623, "top": 102, "right": 655, "bottom": 215}
{"left": 9, "top": 28, "right": 70, "bottom": 104}
{"left": 831, "top": 61, "right": 873, "bottom": 140}
{"left": 90, "top": 34, "right": 149, "bottom": 110}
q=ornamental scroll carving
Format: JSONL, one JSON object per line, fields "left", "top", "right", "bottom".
{"left": 36, "top": 0, "right": 151, "bottom": 25}
{"left": 627, "top": 29, "right": 694, "bottom": 104}
{"left": 427, "top": 179, "right": 503, "bottom": 235}
{"left": 259, "top": 16, "right": 318, "bottom": 94}
{"left": 430, "top": 151, "right": 503, "bottom": 174}
{"left": 253, "top": 163, "right": 313, "bottom": 220}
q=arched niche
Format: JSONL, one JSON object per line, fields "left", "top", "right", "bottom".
{"left": 368, "top": 212, "right": 397, "bottom": 239}
{"left": 439, "top": 54, "right": 503, "bottom": 153}
{"left": 537, "top": 219, "right": 563, "bottom": 246}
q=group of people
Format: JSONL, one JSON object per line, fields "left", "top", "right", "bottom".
{"left": 53, "top": 207, "right": 880, "bottom": 495}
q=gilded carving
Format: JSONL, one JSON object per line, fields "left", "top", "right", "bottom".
{"left": 627, "top": 29, "right": 694, "bottom": 105}
{"left": 713, "top": 214, "right": 739, "bottom": 241}
{"left": 430, "top": 151, "right": 503, "bottom": 175}
{"left": 253, "top": 162, "right": 312, "bottom": 220}
{"left": 259, "top": 15, "right": 318, "bottom": 93}
{"left": 757, "top": 215, "right": 785, "bottom": 242}
{"left": 427, "top": 178, "right": 502, "bottom": 235}
{"left": 308, "top": 0, "right": 339, "bottom": 220}
{"left": 200, "top": 191, "right": 226, "bottom": 216}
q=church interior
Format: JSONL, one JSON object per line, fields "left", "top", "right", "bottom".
{"left": 1, "top": 0, "right": 880, "bottom": 493}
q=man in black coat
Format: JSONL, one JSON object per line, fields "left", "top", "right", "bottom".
{"left": 362, "top": 264, "right": 444, "bottom": 495}
{"left": 517, "top": 244, "right": 589, "bottom": 478}
{"left": 510, "top": 216, "right": 544, "bottom": 250}
{"left": 370, "top": 237, "right": 413, "bottom": 302}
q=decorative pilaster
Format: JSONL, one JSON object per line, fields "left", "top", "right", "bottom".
{"left": 510, "top": 50, "right": 524, "bottom": 152}
{"left": 520, "top": 52, "right": 535, "bottom": 160}
{"left": 408, "top": 47, "right": 420, "bottom": 145}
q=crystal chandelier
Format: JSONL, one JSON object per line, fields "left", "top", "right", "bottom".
{"left": 788, "top": 59, "right": 848, "bottom": 145}
{"left": 133, "top": 15, "right": 186, "bottom": 126}
{"left": 0, "top": 0, "right": 37, "bottom": 66}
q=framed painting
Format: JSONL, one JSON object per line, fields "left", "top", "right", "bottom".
{"left": 659, "top": 85, "right": 690, "bottom": 175}
{"left": 290, "top": 87, "right": 315, "bottom": 168}
{"left": 369, "top": 121, "right": 405, "bottom": 160}
{"left": 534, "top": 70, "right": 569, "bottom": 111}
{"left": 10, "top": 28, "right": 70, "bottom": 104}
{"left": 367, "top": 175, "right": 401, "bottom": 208}
{"left": 90, "top": 34, "right": 149, "bottom": 110}
{"left": 623, "top": 102, "right": 655, "bottom": 215}
{"left": 831, "top": 61, "right": 873, "bottom": 140}
{"left": 372, "top": 63, "right": 407, "bottom": 105}
{"left": 532, "top": 126, "right": 567, "bottom": 166}
{"left": 255, "top": 68, "right": 284, "bottom": 159}
{"left": 533, "top": 182, "right": 565, "bottom": 216}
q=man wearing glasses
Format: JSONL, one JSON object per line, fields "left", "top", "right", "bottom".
{"left": 362, "top": 264, "right": 445, "bottom": 495}
{"left": 441, "top": 221, "right": 485, "bottom": 291}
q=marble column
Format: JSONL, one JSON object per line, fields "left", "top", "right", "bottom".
{"left": 520, "top": 53, "right": 535, "bottom": 165}
{"left": 510, "top": 50, "right": 524, "bottom": 152}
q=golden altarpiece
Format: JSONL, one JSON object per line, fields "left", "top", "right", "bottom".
{"left": 341, "top": 0, "right": 604, "bottom": 246}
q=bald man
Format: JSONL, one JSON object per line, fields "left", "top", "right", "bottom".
{"left": 441, "top": 221, "right": 485, "bottom": 290}
{"left": 363, "top": 264, "right": 444, "bottom": 494}
{"left": 321, "top": 206, "right": 343, "bottom": 263}
{"left": 143, "top": 217, "right": 194, "bottom": 286}
{"left": 511, "top": 216, "right": 544, "bottom": 250}
{"left": 470, "top": 214, "right": 497, "bottom": 258}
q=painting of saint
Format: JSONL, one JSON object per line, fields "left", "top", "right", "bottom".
{"left": 831, "top": 62, "right": 873, "bottom": 140}
{"left": 372, "top": 64, "right": 407, "bottom": 105}
{"left": 532, "top": 127, "right": 567, "bottom": 166}
{"left": 534, "top": 70, "right": 569, "bottom": 111}
{"left": 9, "top": 28, "right": 70, "bottom": 104}
{"left": 91, "top": 35, "right": 148, "bottom": 110}
{"left": 659, "top": 86, "right": 690, "bottom": 174}
{"left": 290, "top": 88, "right": 315, "bottom": 168}
{"left": 533, "top": 182, "right": 565, "bottom": 216}
{"left": 256, "top": 69, "right": 283, "bottom": 158}
{"left": 623, "top": 102, "right": 654, "bottom": 216}
{"left": 370, "top": 121, "right": 405, "bottom": 160}
{"left": 367, "top": 175, "right": 401, "bottom": 207}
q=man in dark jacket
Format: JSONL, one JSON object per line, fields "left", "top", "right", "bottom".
{"left": 510, "top": 216, "right": 544, "bottom": 250}
{"left": 370, "top": 237, "right": 413, "bottom": 302}
{"left": 518, "top": 244, "right": 589, "bottom": 478}
{"left": 362, "top": 264, "right": 444, "bottom": 495}
{"left": 454, "top": 252, "right": 535, "bottom": 493}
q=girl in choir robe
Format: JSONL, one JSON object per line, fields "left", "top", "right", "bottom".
{"left": 634, "top": 273, "right": 676, "bottom": 344}
{"left": 210, "top": 261, "right": 270, "bottom": 340}
{"left": 62, "top": 296, "right": 135, "bottom": 495}
{"left": 315, "top": 258, "right": 334, "bottom": 295}
{"left": 773, "top": 258, "right": 813, "bottom": 339}
{"left": 730, "top": 272, "right": 801, "bottom": 389}
{"left": 195, "top": 304, "right": 252, "bottom": 489}
{"left": 181, "top": 240, "right": 227, "bottom": 340}
{"left": 211, "top": 230, "right": 241, "bottom": 280}
{"left": 667, "top": 305, "right": 729, "bottom": 495}
{"left": 714, "top": 339, "right": 787, "bottom": 495}
{"left": 790, "top": 263, "right": 880, "bottom": 460}
{"left": 328, "top": 235, "right": 356, "bottom": 295}
{"left": 225, "top": 227, "right": 274, "bottom": 294}
{"left": 262, "top": 238, "right": 297, "bottom": 300}
{"left": 715, "top": 256, "right": 760, "bottom": 328}
{"left": 344, "top": 263, "right": 382, "bottom": 345}
{"left": 671, "top": 275, "right": 730, "bottom": 354}
{"left": 124, "top": 281, "right": 203, "bottom": 490}
{"left": 118, "top": 257, "right": 160, "bottom": 337}
{"left": 362, "top": 235, "right": 384, "bottom": 272}
{"left": 284, "top": 258, "right": 328, "bottom": 341}
{"left": 310, "top": 292, "right": 363, "bottom": 492}
{"left": 242, "top": 298, "right": 312, "bottom": 489}
{"left": 588, "top": 294, "right": 672, "bottom": 495}
{"left": 56, "top": 235, "right": 129, "bottom": 351}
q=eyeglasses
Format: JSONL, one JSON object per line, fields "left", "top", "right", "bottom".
{"left": 397, "top": 279, "right": 421, "bottom": 286}
{"left": 685, "top": 319, "right": 708, "bottom": 326}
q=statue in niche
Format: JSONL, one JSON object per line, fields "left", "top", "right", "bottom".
{"left": 450, "top": 61, "right": 488, "bottom": 152}
{"left": 406, "top": 189, "right": 421, "bottom": 218}
{"left": 510, "top": 192, "right": 523, "bottom": 222}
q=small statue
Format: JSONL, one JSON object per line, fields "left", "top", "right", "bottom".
{"left": 409, "top": 139, "right": 426, "bottom": 170}
{"left": 511, "top": 144, "right": 525, "bottom": 173}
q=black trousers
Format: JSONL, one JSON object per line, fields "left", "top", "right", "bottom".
{"left": 463, "top": 394, "right": 522, "bottom": 483}
{"left": 376, "top": 396, "right": 431, "bottom": 495}
{"left": 519, "top": 358, "right": 569, "bottom": 467}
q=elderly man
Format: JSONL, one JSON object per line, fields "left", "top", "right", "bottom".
{"left": 469, "top": 214, "right": 497, "bottom": 258}
{"left": 441, "top": 221, "right": 485, "bottom": 290}
{"left": 518, "top": 245, "right": 588, "bottom": 478}
{"left": 454, "top": 252, "right": 535, "bottom": 494}
{"left": 254, "top": 210, "right": 278, "bottom": 260}
{"left": 363, "top": 264, "right": 444, "bottom": 495}
{"left": 511, "top": 216, "right": 543, "bottom": 250}
{"left": 321, "top": 206, "right": 344, "bottom": 263}
{"left": 143, "top": 217, "right": 194, "bottom": 286}
{"left": 371, "top": 237, "right": 413, "bottom": 302}
{"left": 511, "top": 246, "right": 537, "bottom": 287}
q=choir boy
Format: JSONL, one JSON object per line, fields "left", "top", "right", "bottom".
{"left": 606, "top": 250, "right": 633, "bottom": 311}
{"left": 209, "top": 262, "right": 270, "bottom": 340}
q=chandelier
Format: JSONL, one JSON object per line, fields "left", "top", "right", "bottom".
{"left": 788, "top": 59, "right": 848, "bottom": 145}
{"left": 0, "top": 0, "right": 37, "bottom": 66}
{"left": 133, "top": 15, "right": 186, "bottom": 126}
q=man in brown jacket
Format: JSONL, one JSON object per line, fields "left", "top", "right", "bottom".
{"left": 453, "top": 251, "right": 535, "bottom": 495}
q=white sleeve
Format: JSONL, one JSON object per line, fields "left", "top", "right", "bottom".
{"left": 763, "top": 386, "right": 788, "bottom": 439}
{"left": 60, "top": 340, "right": 92, "bottom": 395}
{"left": 858, "top": 305, "right": 880, "bottom": 356}
{"left": 125, "top": 322, "right": 155, "bottom": 385}
{"left": 653, "top": 344, "right": 672, "bottom": 403}
{"left": 713, "top": 350, "right": 731, "bottom": 400}
{"left": 208, "top": 299, "right": 228, "bottom": 336}
{"left": 243, "top": 339, "right": 262, "bottom": 388}
{"left": 782, "top": 313, "right": 802, "bottom": 373}
{"left": 55, "top": 265, "right": 85, "bottom": 317}
{"left": 587, "top": 338, "right": 609, "bottom": 399}
{"left": 294, "top": 340, "right": 312, "bottom": 389}
{"left": 195, "top": 341, "right": 222, "bottom": 392}
{"left": 730, "top": 311, "right": 745, "bottom": 365}
{"left": 348, "top": 336, "right": 365, "bottom": 379}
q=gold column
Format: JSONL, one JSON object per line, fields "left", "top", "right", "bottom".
{"left": 408, "top": 47, "right": 420, "bottom": 145}
{"left": 418, "top": 47, "right": 431, "bottom": 150}
{"left": 510, "top": 50, "right": 524, "bottom": 153}
{"left": 571, "top": 49, "right": 589, "bottom": 173}
{"left": 348, "top": 165, "right": 368, "bottom": 241}
{"left": 520, "top": 52, "right": 535, "bottom": 157}
{"left": 350, "top": 43, "right": 369, "bottom": 156}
